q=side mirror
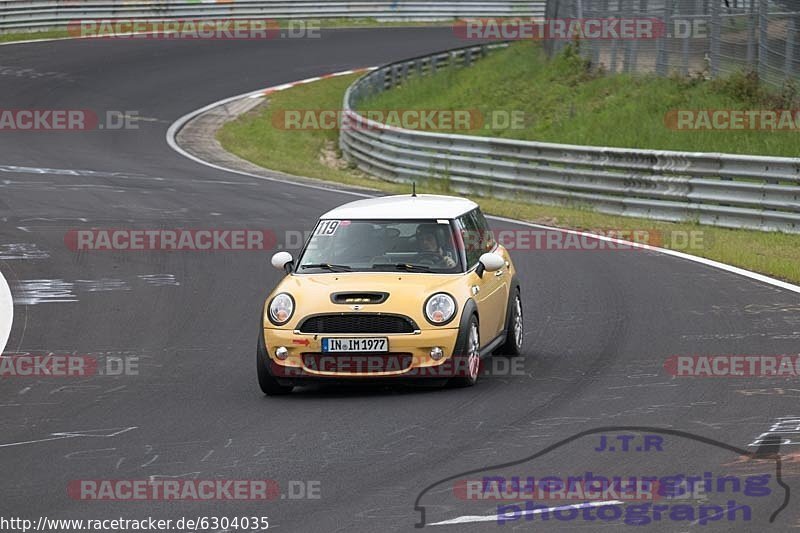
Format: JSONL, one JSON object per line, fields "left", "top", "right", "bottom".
{"left": 271, "top": 251, "right": 294, "bottom": 273}
{"left": 476, "top": 252, "right": 504, "bottom": 278}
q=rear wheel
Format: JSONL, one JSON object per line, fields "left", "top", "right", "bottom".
{"left": 257, "top": 330, "right": 293, "bottom": 396}
{"left": 495, "top": 289, "right": 523, "bottom": 357}
{"left": 449, "top": 315, "right": 480, "bottom": 387}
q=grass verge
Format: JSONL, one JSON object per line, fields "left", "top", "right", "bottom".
{"left": 217, "top": 57, "right": 800, "bottom": 284}
{"left": 0, "top": 29, "right": 70, "bottom": 43}
{"left": 360, "top": 43, "right": 800, "bottom": 157}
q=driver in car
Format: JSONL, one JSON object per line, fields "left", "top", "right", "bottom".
{"left": 415, "top": 224, "right": 457, "bottom": 268}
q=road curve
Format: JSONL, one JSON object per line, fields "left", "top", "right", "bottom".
{"left": 1, "top": 28, "right": 799, "bottom": 531}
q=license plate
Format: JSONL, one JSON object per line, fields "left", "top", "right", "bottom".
{"left": 322, "top": 337, "right": 388, "bottom": 353}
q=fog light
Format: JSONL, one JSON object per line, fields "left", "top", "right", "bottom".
{"left": 275, "top": 346, "right": 289, "bottom": 360}
{"left": 430, "top": 347, "right": 444, "bottom": 361}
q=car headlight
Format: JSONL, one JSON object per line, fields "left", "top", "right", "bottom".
{"left": 268, "top": 293, "right": 294, "bottom": 325}
{"left": 424, "top": 293, "right": 456, "bottom": 325}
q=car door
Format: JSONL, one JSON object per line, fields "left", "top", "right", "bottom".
{"left": 474, "top": 209, "right": 510, "bottom": 339}
{"left": 457, "top": 210, "right": 507, "bottom": 345}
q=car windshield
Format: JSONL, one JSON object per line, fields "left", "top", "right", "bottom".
{"left": 298, "top": 219, "right": 462, "bottom": 273}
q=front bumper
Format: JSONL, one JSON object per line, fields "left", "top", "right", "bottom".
{"left": 262, "top": 327, "right": 461, "bottom": 378}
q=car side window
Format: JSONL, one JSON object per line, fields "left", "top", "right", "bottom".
{"left": 458, "top": 211, "right": 483, "bottom": 268}
{"left": 474, "top": 209, "right": 496, "bottom": 252}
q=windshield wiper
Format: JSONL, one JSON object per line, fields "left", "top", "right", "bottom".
{"left": 300, "top": 263, "right": 352, "bottom": 272}
{"left": 372, "top": 263, "right": 432, "bottom": 272}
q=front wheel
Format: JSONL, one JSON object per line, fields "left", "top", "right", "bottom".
{"left": 257, "top": 330, "right": 293, "bottom": 396}
{"left": 449, "top": 315, "right": 480, "bottom": 388}
{"left": 496, "top": 290, "right": 523, "bottom": 357}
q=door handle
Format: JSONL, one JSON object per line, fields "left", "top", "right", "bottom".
{"left": 494, "top": 269, "right": 505, "bottom": 277}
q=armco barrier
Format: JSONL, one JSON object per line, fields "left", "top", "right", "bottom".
{"left": 340, "top": 43, "right": 800, "bottom": 233}
{"left": 0, "top": 1, "right": 544, "bottom": 32}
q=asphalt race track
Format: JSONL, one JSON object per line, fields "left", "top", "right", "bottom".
{"left": 1, "top": 28, "right": 799, "bottom": 532}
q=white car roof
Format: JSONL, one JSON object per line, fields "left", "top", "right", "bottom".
{"left": 320, "top": 194, "right": 478, "bottom": 220}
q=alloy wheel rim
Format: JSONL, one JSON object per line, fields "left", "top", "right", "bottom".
{"left": 513, "top": 296, "right": 523, "bottom": 348}
{"left": 467, "top": 322, "right": 480, "bottom": 380}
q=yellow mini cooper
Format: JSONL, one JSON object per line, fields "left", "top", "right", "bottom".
{"left": 257, "top": 194, "right": 523, "bottom": 395}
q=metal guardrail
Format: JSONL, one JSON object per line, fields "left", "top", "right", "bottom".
{"left": 340, "top": 43, "right": 800, "bottom": 233}
{"left": 0, "top": 1, "right": 545, "bottom": 32}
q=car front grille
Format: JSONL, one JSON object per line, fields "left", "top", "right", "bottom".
{"left": 297, "top": 313, "right": 417, "bottom": 334}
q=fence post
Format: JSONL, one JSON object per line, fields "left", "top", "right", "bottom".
{"left": 785, "top": 19, "right": 795, "bottom": 81}
{"left": 746, "top": 0, "right": 756, "bottom": 66}
{"left": 589, "top": 0, "right": 602, "bottom": 67}
{"left": 610, "top": 0, "right": 620, "bottom": 72}
{"left": 657, "top": 0, "right": 672, "bottom": 75}
{"left": 624, "top": 0, "right": 635, "bottom": 73}
{"left": 758, "top": 0, "right": 768, "bottom": 81}
{"left": 710, "top": 0, "right": 720, "bottom": 76}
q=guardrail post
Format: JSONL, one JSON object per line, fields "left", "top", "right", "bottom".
{"left": 369, "top": 74, "right": 380, "bottom": 96}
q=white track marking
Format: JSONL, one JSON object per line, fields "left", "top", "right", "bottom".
{"left": 166, "top": 73, "right": 800, "bottom": 297}
{"left": 0, "top": 426, "right": 137, "bottom": 448}
{"left": 429, "top": 500, "right": 624, "bottom": 526}
{"left": 489, "top": 214, "right": 800, "bottom": 296}
{"left": 165, "top": 68, "right": 376, "bottom": 199}
{"left": 0, "top": 267, "right": 11, "bottom": 355}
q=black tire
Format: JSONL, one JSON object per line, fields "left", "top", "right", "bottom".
{"left": 257, "top": 329, "right": 293, "bottom": 396}
{"left": 448, "top": 315, "right": 481, "bottom": 388}
{"left": 495, "top": 289, "right": 523, "bottom": 357}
